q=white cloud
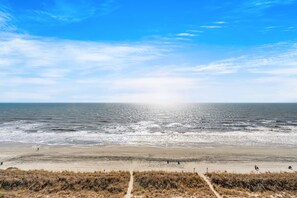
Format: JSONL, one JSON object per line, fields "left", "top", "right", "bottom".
{"left": 179, "top": 62, "right": 239, "bottom": 74}
{"left": 176, "top": 42, "right": 297, "bottom": 76}
{"left": 214, "top": 21, "right": 226, "bottom": 24}
{"left": 1, "top": 31, "right": 297, "bottom": 102}
{"left": 175, "top": 56, "right": 245, "bottom": 75}
{"left": 110, "top": 77, "right": 200, "bottom": 91}
{"left": 0, "top": 34, "right": 166, "bottom": 74}
{"left": 176, "top": 33, "right": 197, "bottom": 37}
{"left": 200, "top": 25, "right": 222, "bottom": 29}
{"left": 251, "top": 76, "right": 297, "bottom": 101}
{"left": 251, "top": 67, "right": 297, "bottom": 75}
{"left": 0, "top": 77, "right": 57, "bottom": 85}
{"left": 0, "top": 92, "right": 53, "bottom": 101}
{"left": 0, "top": 34, "right": 176, "bottom": 102}
{"left": 0, "top": 34, "right": 192, "bottom": 102}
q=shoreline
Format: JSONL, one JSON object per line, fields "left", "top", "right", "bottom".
{"left": 0, "top": 143, "right": 296, "bottom": 173}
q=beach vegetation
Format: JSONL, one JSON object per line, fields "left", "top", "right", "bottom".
{"left": 0, "top": 169, "right": 130, "bottom": 198}
{"left": 133, "top": 171, "right": 216, "bottom": 197}
{"left": 206, "top": 172, "right": 297, "bottom": 197}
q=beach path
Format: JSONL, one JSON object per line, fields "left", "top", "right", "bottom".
{"left": 125, "top": 170, "right": 134, "bottom": 198}
{"left": 201, "top": 174, "right": 222, "bottom": 198}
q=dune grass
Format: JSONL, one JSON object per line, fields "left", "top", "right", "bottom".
{"left": 0, "top": 169, "right": 130, "bottom": 198}
{"left": 206, "top": 172, "right": 297, "bottom": 197}
{"left": 133, "top": 171, "right": 216, "bottom": 197}
{"left": 1, "top": 168, "right": 297, "bottom": 197}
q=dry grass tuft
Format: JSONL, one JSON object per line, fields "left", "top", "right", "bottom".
{"left": 206, "top": 172, "right": 297, "bottom": 197}
{"left": 133, "top": 171, "right": 216, "bottom": 197}
{"left": 0, "top": 169, "right": 130, "bottom": 198}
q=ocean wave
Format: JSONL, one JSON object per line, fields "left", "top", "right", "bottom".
{"left": 0, "top": 119, "right": 297, "bottom": 147}
{"left": 0, "top": 128, "right": 296, "bottom": 147}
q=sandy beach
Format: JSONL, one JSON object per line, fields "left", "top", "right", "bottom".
{"left": 1, "top": 143, "right": 296, "bottom": 173}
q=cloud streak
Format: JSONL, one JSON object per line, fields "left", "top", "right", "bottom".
{"left": 0, "top": 7, "right": 16, "bottom": 32}
{"left": 175, "top": 42, "right": 297, "bottom": 76}
{"left": 240, "top": 0, "right": 297, "bottom": 13}
{"left": 28, "top": 0, "right": 119, "bottom": 23}
{"left": 200, "top": 25, "right": 222, "bottom": 29}
{"left": 176, "top": 33, "right": 197, "bottom": 37}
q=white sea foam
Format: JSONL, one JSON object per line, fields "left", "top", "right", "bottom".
{"left": 0, "top": 120, "right": 297, "bottom": 147}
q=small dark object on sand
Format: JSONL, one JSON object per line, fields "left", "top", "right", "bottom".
{"left": 0, "top": 162, "right": 3, "bottom": 165}
{"left": 288, "top": 166, "right": 292, "bottom": 170}
{"left": 177, "top": 161, "right": 180, "bottom": 165}
{"left": 167, "top": 160, "right": 169, "bottom": 164}
{"left": 255, "top": 165, "right": 259, "bottom": 171}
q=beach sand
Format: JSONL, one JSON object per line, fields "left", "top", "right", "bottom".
{"left": 0, "top": 143, "right": 296, "bottom": 173}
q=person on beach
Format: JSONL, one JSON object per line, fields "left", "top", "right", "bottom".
{"left": 255, "top": 165, "right": 259, "bottom": 171}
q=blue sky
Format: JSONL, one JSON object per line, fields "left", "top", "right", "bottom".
{"left": 0, "top": 0, "right": 297, "bottom": 102}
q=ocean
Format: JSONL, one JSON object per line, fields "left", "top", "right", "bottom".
{"left": 0, "top": 103, "right": 296, "bottom": 147}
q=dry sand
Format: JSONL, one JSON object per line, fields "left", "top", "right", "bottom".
{"left": 0, "top": 143, "right": 296, "bottom": 173}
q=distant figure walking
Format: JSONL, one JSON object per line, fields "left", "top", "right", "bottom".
{"left": 36, "top": 147, "right": 39, "bottom": 152}
{"left": 177, "top": 161, "right": 180, "bottom": 165}
{"left": 288, "top": 166, "right": 293, "bottom": 170}
{"left": 254, "top": 165, "right": 259, "bottom": 171}
{"left": 0, "top": 162, "right": 3, "bottom": 165}
{"left": 167, "top": 160, "right": 169, "bottom": 164}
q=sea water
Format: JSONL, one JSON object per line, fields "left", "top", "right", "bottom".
{"left": 0, "top": 103, "right": 296, "bottom": 147}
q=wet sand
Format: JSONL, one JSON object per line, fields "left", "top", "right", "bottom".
{"left": 0, "top": 143, "right": 296, "bottom": 173}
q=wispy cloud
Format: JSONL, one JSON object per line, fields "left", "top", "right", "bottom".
{"left": 0, "top": 77, "right": 57, "bottom": 85}
{"left": 214, "top": 21, "right": 226, "bottom": 24}
{"left": 241, "top": 0, "right": 297, "bottom": 13}
{"left": 0, "top": 34, "right": 181, "bottom": 102}
{"left": 31, "top": 0, "right": 119, "bottom": 23}
{"left": 198, "top": 21, "right": 226, "bottom": 30}
{"left": 0, "top": 34, "right": 165, "bottom": 71}
{"left": 200, "top": 25, "right": 222, "bottom": 29}
{"left": 176, "top": 33, "right": 197, "bottom": 37}
{"left": 0, "top": 7, "right": 16, "bottom": 32}
{"left": 252, "top": 68, "right": 297, "bottom": 75}
{"left": 177, "top": 62, "right": 239, "bottom": 75}
{"left": 99, "top": 0, "right": 119, "bottom": 16}
{"left": 175, "top": 42, "right": 297, "bottom": 76}
{"left": 247, "top": 0, "right": 296, "bottom": 8}
{"left": 1, "top": 37, "right": 297, "bottom": 102}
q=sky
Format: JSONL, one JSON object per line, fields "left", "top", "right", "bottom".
{"left": 0, "top": 0, "right": 297, "bottom": 103}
